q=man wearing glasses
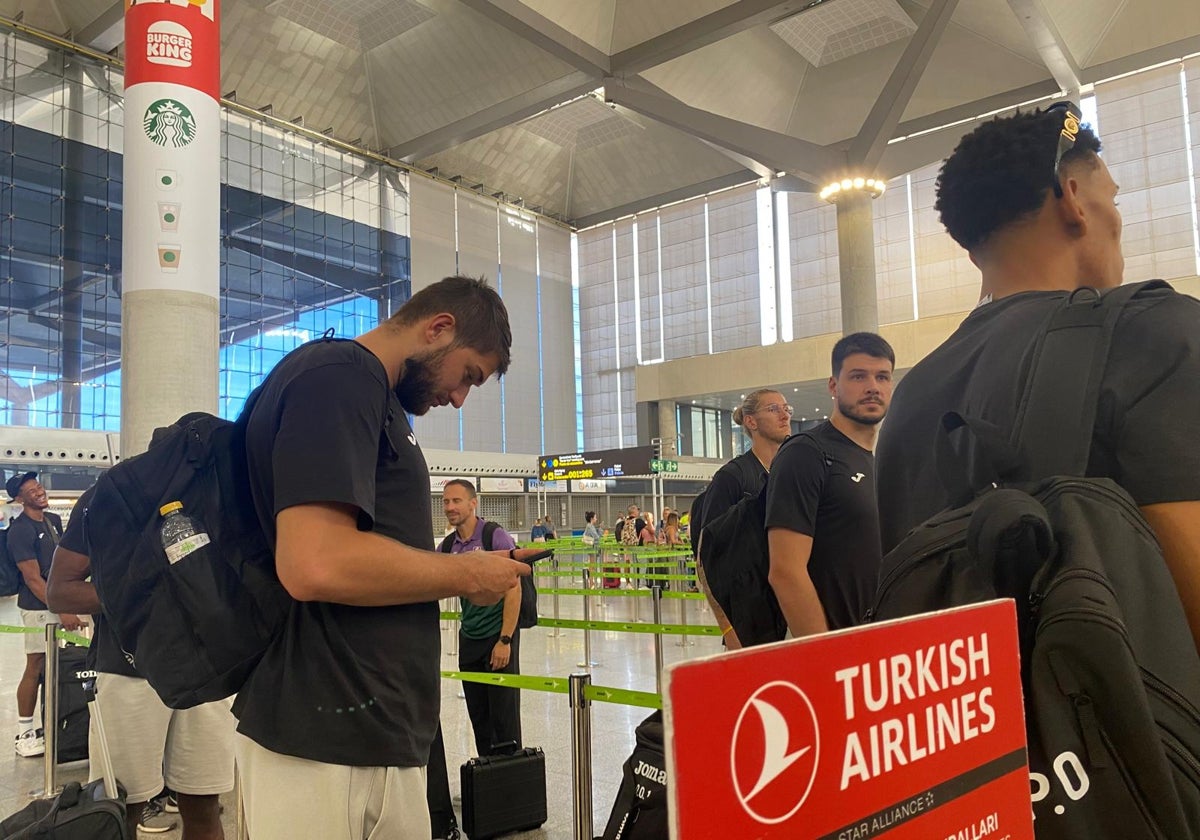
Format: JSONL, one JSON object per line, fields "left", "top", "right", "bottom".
{"left": 765, "top": 333, "right": 895, "bottom": 637}
{"left": 875, "top": 105, "right": 1200, "bottom": 650}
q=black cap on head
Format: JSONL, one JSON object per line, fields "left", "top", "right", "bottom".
{"left": 6, "top": 471, "right": 38, "bottom": 501}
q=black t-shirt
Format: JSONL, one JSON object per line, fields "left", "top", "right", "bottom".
{"left": 764, "top": 422, "right": 881, "bottom": 629}
{"left": 59, "top": 487, "right": 138, "bottom": 677}
{"left": 877, "top": 286, "right": 1200, "bottom": 553}
{"left": 8, "top": 510, "right": 63, "bottom": 611}
{"left": 233, "top": 339, "right": 438, "bottom": 767}
{"left": 702, "top": 451, "right": 767, "bottom": 528}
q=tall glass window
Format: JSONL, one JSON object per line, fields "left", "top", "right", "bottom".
{"left": 0, "top": 29, "right": 410, "bottom": 430}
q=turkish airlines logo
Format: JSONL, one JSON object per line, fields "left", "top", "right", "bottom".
{"left": 730, "top": 680, "right": 820, "bottom": 824}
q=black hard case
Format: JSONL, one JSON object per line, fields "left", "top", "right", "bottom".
{"left": 459, "top": 747, "right": 548, "bottom": 838}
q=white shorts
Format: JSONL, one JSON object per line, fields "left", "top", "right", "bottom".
{"left": 20, "top": 609, "right": 53, "bottom": 655}
{"left": 89, "top": 673, "right": 236, "bottom": 804}
{"left": 235, "top": 733, "right": 430, "bottom": 840}
{"left": 20, "top": 610, "right": 92, "bottom": 655}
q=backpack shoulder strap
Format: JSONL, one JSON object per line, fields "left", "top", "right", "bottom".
{"left": 481, "top": 520, "right": 499, "bottom": 552}
{"left": 1012, "top": 280, "right": 1167, "bottom": 479}
{"left": 438, "top": 532, "right": 455, "bottom": 553}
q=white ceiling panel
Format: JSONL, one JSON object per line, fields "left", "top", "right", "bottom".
{"left": 609, "top": 0, "right": 737, "bottom": 53}
{"left": 771, "top": 0, "right": 916, "bottom": 67}
{"left": 566, "top": 121, "right": 743, "bottom": 219}
{"left": 220, "top": 1, "right": 377, "bottom": 145}
{"left": 514, "top": 0, "right": 617, "bottom": 52}
{"left": 1041, "top": 0, "right": 1124, "bottom": 68}
{"left": 1084, "top": 0, "right": 1200, "bottom": 69}
{"left": 643, "top": 28, "right": 810, "bottom": 135}
{"left": 420, "top": 125, "right": 573, "bottom": 212}
{"left": 900, "top": 11, "right": 1049, "bottom": 123}
{"left": 267, "top": 0, "right": 436, "bottom": 50}
{"left": 904, "top": 0, "right": 1041, "bottom": 67}
{"left": 365, "top": 6, "right": 576, "bottom": 144}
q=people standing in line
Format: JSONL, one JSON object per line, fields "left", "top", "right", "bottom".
{"left": 5, "top": 471, "right": 80, "bottom": 759}
{"left": 618, "top": 504, "right": 645, "bottom": 590}
{"left": 639, "top": 511, "right": 657, "bottom": 546}
{"left": 656, "top": 507, "right": 672, "bottom": 542}
{"left": 230, "top": 276, "right": 530, "bottom": 840}
{"left": 663, "top": 513, "right": 683, "bottom": 548}
{"left": 875, "top": 106, "right": 1200, "bottom": 650}
{"left": 695, "top": 390, "right": 791, "bottom": 647}
{"left": 48, "top": 482, "right": 232, "bottom": 839}
{"left": 766, "top": 334, "right": 895, "bottom": 638}
{"left": 582, "top": 511, "right": 602, "bottom": 546}
{"left": 582, "top": 511, "right": 603, "bottom": 586}
{"left": 530, "top": 517, "right": 547, "bottom": 542}
{"left": 441, "top": 480, "right": 522, "bottom": 757}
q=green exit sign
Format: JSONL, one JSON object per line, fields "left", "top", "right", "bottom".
{"left": 650, "top": 458, "right": 679, "bottom": 473}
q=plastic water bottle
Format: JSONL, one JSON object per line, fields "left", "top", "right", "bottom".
{"left": 159, "top": 501, "right": 211, "bottom": 564}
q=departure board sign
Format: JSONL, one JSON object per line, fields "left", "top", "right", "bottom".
{"left": 538, "top": 446, "right": 655, "bottom": 481}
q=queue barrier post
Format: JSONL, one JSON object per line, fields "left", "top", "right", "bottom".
{"left": 42, "top": 623, "right": 60, "bottom": 797}
{"left": 569, "top": 672, "right": 594, "bottom": 840}
{"left": 652, "top": 585, "right": 664, "bottom": 695}
{"left": 551, "top": 554, "right": 562, "bottom": 637}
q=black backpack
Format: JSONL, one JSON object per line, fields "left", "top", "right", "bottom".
{"left": 868, "top": 281, "right": 1200, "bottom": 838}
{"left": 439, "top": 521, "right": 537, "bottom": 630}
{"left": 699, "top": 436, "right": 826, "bottom": 647}
{"left": 0, "top": 527, "right": 18, "bottom": 597}
{"left": 0, "top": 779, "right": 128, "bottom": 840}
{"left": 84, "top": 399, "right": 293, "bottom": 709}
{"left": 598, "top": 711, "right": 667, "bottom": 840}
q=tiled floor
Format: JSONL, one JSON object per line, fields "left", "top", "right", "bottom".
{"left": 0, "top": 580, "right": 720, "bottom": 838}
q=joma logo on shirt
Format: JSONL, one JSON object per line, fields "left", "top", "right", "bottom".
{"left": 850, "top": 473, "right": 865, "bottom": 483}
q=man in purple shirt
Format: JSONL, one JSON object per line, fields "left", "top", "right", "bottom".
{"left": 439, "top": 480, "right": 522, "bottom": 755}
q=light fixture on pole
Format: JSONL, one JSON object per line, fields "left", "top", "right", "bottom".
{"left": 819, "top": 177, "right": 886, "bottom": 203}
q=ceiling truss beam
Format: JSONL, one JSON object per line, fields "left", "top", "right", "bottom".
{"left": 454, "top": 0, "right": 610, "bottom": 76}
{"left": 604, "top": 79, "right": 841, "bottom": 183}
{"left": 1006, "top": 0, "right": 1081, "bottom": 98}
{"left": 394, "top": 71, "right": 599, "bottom": 162}
{"left": 848, "top": 0, "right": 960, "bottom": 173}
{"left": 610, "top": 0, "right": 820, "bottom": 76}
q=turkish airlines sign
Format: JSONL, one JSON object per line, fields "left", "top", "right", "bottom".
{"left": 665, "top": 600, "right": 1034, "bottom": 840}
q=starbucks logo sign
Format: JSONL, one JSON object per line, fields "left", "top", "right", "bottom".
{"left": 143, "top": 99, "right": 197, "bottom": 148}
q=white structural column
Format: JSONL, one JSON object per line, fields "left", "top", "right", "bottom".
{"left": 834, "top": 191, "right": 879, "bottom": 335}
{"left": 121, "top": 0, "right": 221, "bottom": 456}
{"left": 657, "top": 401, "right": 679, "bottom": 456}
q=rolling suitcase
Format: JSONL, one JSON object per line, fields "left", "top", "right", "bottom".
{"left": 460, "top": 747, "right": 547, "bottom": 839}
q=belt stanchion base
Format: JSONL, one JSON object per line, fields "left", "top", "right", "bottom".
{"left": 652, "top": 585, "right": 664, "bottom": 695}
{"left": 41, "top": 622, "right": 60, "bottom": 799}
{"left": 569, "top": 672, "right": 594, "bottom": 840}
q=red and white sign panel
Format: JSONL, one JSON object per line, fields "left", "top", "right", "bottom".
{"left": 664, "top": 600, "right": 1034, "bottom": 840}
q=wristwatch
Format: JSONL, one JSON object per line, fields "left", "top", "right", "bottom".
{"left": 499, "top": 635, "right": 513, "bottom": 645}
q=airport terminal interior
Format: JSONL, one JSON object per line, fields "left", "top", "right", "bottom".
{"left": 1, "top": 0, "right": 1200, "bottom": 836}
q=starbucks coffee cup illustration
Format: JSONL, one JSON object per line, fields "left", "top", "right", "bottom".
{"left": 158, "top": 245, "right": 181, "bottom": 272}
{"left": 159, "top": 202, "right": 180, "bottom": 231}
